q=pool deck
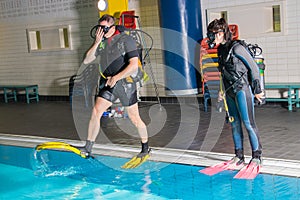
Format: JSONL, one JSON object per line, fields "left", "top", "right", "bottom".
{"left": 1, "top": 100, "right": 300, "bottom": 177}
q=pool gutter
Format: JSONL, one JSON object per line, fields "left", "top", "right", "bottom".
{"left": 1, "top": 133, "right": 300, "bottom": 178}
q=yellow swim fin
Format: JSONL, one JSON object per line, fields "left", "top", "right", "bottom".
{"left": 35, "top": 141, "right": 87, "bottom": 159}
{"left": 122, "top": 150, "right": 151, "bottom": 169}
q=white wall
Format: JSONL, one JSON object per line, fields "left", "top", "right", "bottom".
{"left": 0, "top": 0, "right": 99, "bottom": 96}
{"left": 1, "top": 0, "right": 297, "bottom": 98}
{"left": 0, "top": 0, "right": 165, "bottom": 97}
{"left": 128, "top": 0, "right": 165, "bottom": 97}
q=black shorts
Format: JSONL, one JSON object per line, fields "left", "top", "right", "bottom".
{"left": 97, "top": 79, "right": 138, "bottom": 106}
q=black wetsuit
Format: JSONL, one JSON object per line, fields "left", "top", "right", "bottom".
{"left": 96, "top": 32, "right": 139, "bottom": 106}
{"left": 218, "top": 40, "right": 262, "bottom": 159}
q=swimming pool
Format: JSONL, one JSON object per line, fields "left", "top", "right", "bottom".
{"left": 1, "top": 144, "right": 300, "bottom": 200}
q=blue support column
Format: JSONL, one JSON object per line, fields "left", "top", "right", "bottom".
{"left": 159, "top": 0, "right": 203, "bottom": 95}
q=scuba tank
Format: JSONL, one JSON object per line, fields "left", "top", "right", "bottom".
{"left": 252, "top": 47, "right": 266, "bottom": 105}
{"left": 245, "top": 42, "right": 266, "bottom": 106}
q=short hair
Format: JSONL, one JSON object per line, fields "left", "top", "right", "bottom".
{"left": 98, "top": 14, "right": 115, "bottom": 25}
{"left": 207, "top": 18, "right": 232, "bottom": 42}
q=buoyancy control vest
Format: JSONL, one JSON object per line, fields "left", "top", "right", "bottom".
{"left": 96, "top": 31, "right": 148, "bottom": 85}
{"left": 96, "top": 32, "right": 138, "bottom": 77}
{"left": 218, "top": 41, "right": 249, "bottom": 95}
{"left": 218, "top": 40, "right": 263, "bottom": 97}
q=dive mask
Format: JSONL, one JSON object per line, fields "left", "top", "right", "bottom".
{"left": 206, "top": 30, "right": 224, "bottom": 49}
{"left": 206, "top": 31, "right": 217, "bottom": 49}
{"left": 90, "top": 25, "right": 114, "bottom": 39}
{"left": 99, "top": 25, "right": 113, "bottom": 34}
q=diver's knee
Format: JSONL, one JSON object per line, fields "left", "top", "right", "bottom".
{"left": 130, "top": 117, "right": 139, "bottom": 127}
{"left": 244, "top": 122, "right": 256, "bottom": 132}
{"left": 91, "top": 106, "right": 103, "bottom": 120}
{"left": 130, "top": 116, "right": 145, "bottom": 128}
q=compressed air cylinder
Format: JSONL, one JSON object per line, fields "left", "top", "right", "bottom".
{"left": 254, "top": 54, "right": 266, "bottom": 105}
{"left": 158, "top": 0, "right": 203, "bottom": 95}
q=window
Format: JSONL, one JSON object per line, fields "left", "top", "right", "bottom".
{"left": 273, "top": 5, "right": 281, "bottom": 32}
{"left": 221, "top": 11, "right": 228, "bottom": 22}
{"left": 27, "top": 25, "right": 72, "bottom": 52}
{"left": 206, "top": 1, "right": 285, "bottom": 37}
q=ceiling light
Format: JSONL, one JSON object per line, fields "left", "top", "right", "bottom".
{"left": 98, "top": 0, "right": 107, "bottom": 11}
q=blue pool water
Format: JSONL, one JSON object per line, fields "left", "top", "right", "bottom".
{"left": 0, "top": 144, "right": 300, "bottom": 200}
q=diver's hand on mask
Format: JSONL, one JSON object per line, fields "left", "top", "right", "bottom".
{"left": 207, "top": 31, "right": 216, "bottom": 49}
{"left": 95, "top": 27, "right": 104, "bottom": 45}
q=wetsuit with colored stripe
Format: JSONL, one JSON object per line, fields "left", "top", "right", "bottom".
{"left": 218, "top": 41, "right": 262, "bottom": 159}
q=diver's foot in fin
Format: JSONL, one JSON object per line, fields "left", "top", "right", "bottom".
{"left": 199, "top": 156, "right": 245, "bottom": 176}
{"left": 226, "top": 156, "right": 245, "bottom": 170}
{"left": 234, "top": 158, "right": 261, "bottom": 179}
{"left": 73, "top": 140, "right": 94, "bottom": 159}
{"left": 122, "top": 148, "right": 151, "bottom": 169}
{"left": 75, "top": 146, "right": 92, "bottom": 159}
{"left": 35, "top": 142, "right": 92, "bottom": 158}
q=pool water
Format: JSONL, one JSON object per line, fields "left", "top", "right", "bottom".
{"left": 1, "top": 144, "right": 300, "bottom": 200}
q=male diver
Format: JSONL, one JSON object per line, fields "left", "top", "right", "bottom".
{"left": 80, "top": 14, "right": 150, "bottom": 168}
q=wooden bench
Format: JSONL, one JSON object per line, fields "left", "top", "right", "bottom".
{"left": 265, "top": 82, "right": 300, "bottom": 111}
{"left": 0, "top": 85, "right": 39, "bottom": 104}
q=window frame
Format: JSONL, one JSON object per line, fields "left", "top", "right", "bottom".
{"left": 26, "top": 25, "right": 72, "bottom": 53}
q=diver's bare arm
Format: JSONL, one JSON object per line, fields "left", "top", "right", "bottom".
{"left": 83, "top": 28, "right": 104, "bottom": 64}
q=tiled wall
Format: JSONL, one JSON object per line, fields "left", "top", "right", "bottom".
{"left": 0, "top": 0, "right": 298, "bottom": 98}
{"left": 201, "top": 0, "right": 300, "bottom": 97}
{"left": 0, "top": 0, "right": 166, "bottom": 97}
{"left": 129, "top": 0, "right": 166, "bottom": 97}
{"left": 0, "top": 0, "right": 99, "bottom": 96}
